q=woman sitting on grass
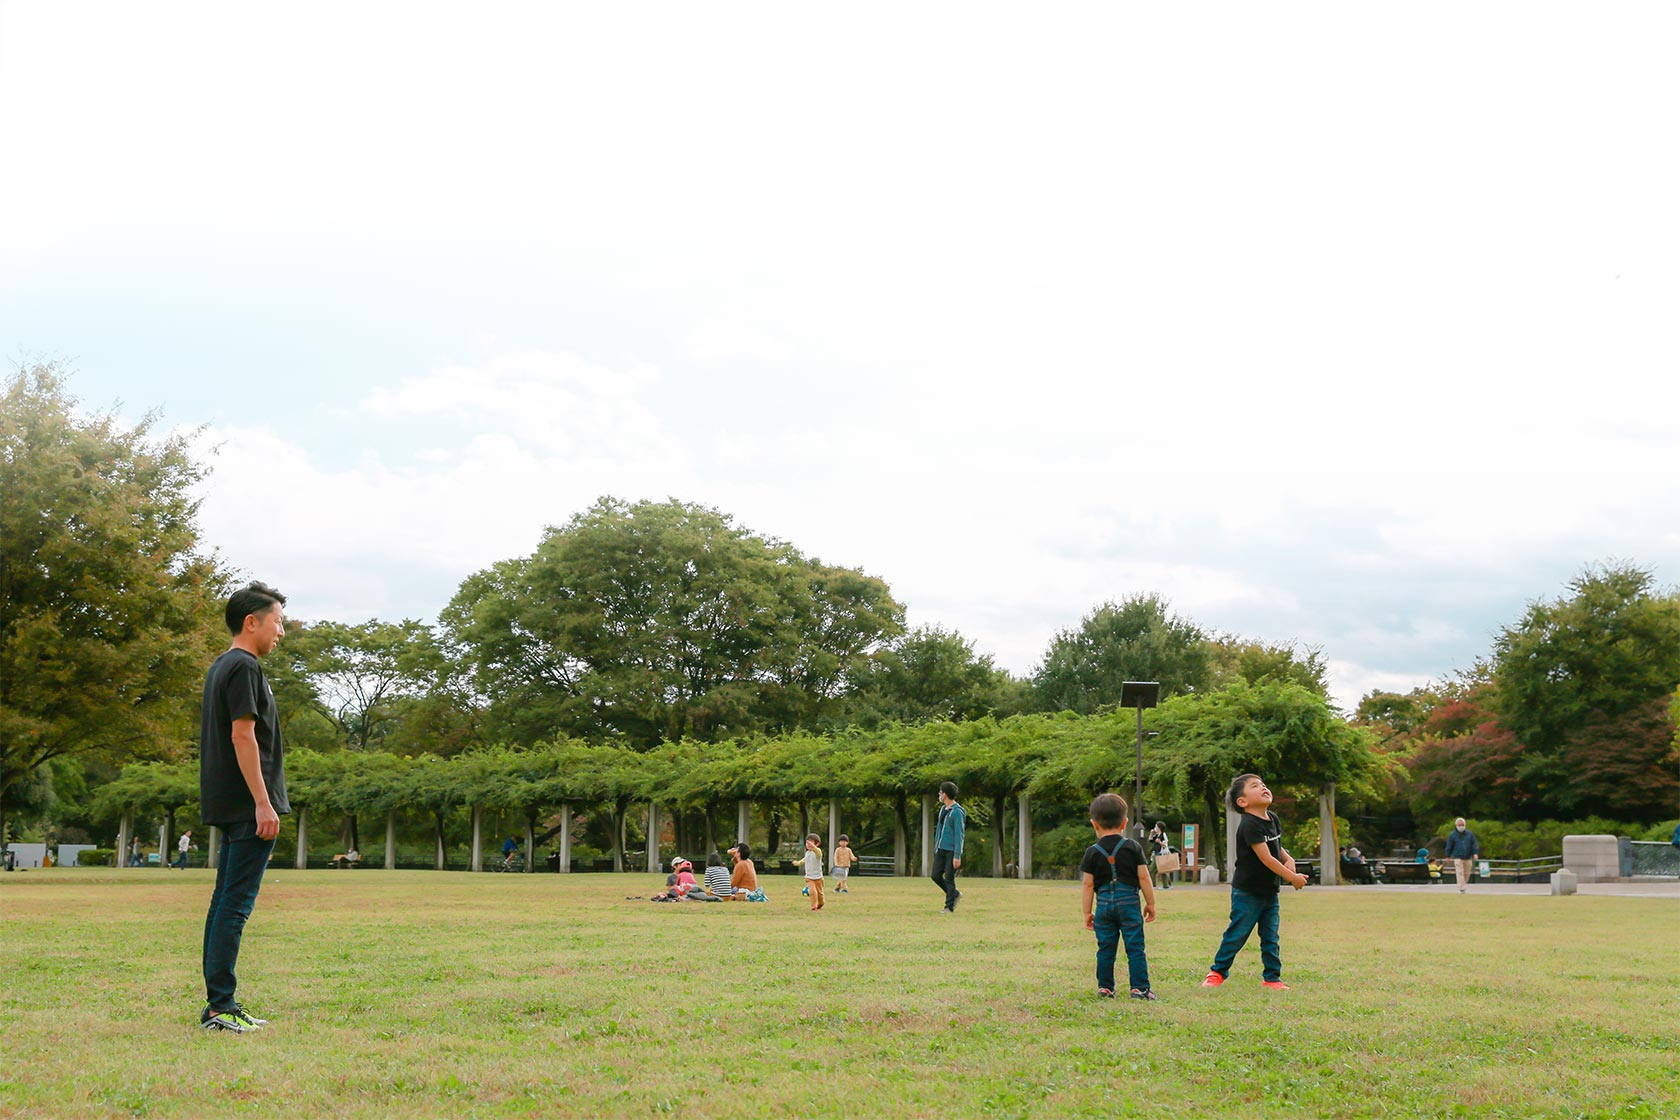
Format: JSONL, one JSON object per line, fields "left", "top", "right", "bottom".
{"left": 727, "top": 842, "right": 765, "bottom": 901}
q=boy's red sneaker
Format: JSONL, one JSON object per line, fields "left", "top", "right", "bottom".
{"left": 1199, "top": 973, "right": 1225, "bottom": 988}
{"left": 1261, "top": 980, "right": 1291, "bottom": 991}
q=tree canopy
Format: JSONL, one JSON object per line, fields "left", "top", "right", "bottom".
{"left": 1, "top": 362, "right": 225, "bottom": 840}
{"left": 442, "top": 497, "right": 905, "bottom": 748}
{"left": 1031, "top": 593, "right": 1212, "bottom": 713}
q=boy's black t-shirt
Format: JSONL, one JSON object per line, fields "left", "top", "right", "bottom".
{"left": 199, "top": 648, "right": 289, "bottom": 825}
{"left": 1231, "top": 810, "right": 1284, "bottom": 895}
{"left": 1079, "top": 834, "right": 1146, "bottom": 889}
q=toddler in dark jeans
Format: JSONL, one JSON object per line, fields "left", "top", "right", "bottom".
{"left": 1201, "top": 772, "right": 1308, "bottom": 991}
{"left": 1080, "top": 792, "right": 1158, "bottom": 1000}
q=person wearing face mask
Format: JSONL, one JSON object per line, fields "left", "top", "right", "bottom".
{"left": 1443, "top": 818, "right": 1480, "bottom": 893}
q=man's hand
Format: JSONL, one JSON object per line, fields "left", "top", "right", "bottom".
{"left": 1289, "top": 872, "right": 1308, "bottom": 890}
{"left": 953, "top": 857, "right": 961, "bottom": 870}
{"left": 255, "top": 802, "right": 280, "bottom": 841}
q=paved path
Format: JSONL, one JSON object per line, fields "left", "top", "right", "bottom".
{"left": 1170, "top": 880, "right": 1680, "bottom": 899}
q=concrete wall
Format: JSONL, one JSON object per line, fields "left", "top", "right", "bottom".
{"left": 1561, "top": 834, "right": 1621, "bottom": 883}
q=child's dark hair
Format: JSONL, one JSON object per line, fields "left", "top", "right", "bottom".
{"left": 805, "top": 832, "right": 821, "bottom": 845}
{"left": 225, "top": 581, "right": 286, "bottom": 635}
{"left": 838, "top": 834, "right": 849, "bottom": 843}
{"left": 1227, "top": 773, "right": 1262, "bottom": 811}
{"left": 1090, "top": 792, "right": 1128, "bottom": 829}
{"left": 939, "top": 780, "right": 958, "bottom": 799}
{"left": 707, "top": 851, "right": 724, "bottom": 868}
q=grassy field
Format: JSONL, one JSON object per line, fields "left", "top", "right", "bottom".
{"left": 1, "top": 869, "right": 1675, "bottom": 1119}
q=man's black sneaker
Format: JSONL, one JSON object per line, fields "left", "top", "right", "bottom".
{"left": 200, "top": 1008, "right": 253, "bottom": 1033}
{"left": 229, "top": 1004, "right": 268, "bottom": 1028}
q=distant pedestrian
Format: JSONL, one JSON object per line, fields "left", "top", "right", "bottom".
{"left": 198, "top": 581, "right": 291, "bottom": 1033}
{"left": 1444, "top": 818, "right": 1480, "bottom": 893}
{"left": 176, "top": 831, "right": 192, "bottom": 870}
{"left": 129, "top": 836, "right": 143, "bottom": 869}
{"left": 930, "top": 781, "right": 966, "bottom": 914}
{"left": 1201, "top": 773, "right": 1307, "bottom": 991}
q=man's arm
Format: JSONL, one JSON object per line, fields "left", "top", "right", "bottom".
{"left": 231, "top": 717, "right": 280, "bottom": 840}
{"left": 952, "top": 807, "right": 965, "bottom": 869}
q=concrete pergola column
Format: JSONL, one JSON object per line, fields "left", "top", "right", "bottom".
{"left": 646, "top": 802, "right": 660, "bottom": 873}
{"left": 470, "top": 805, "right": 484, "bottom": 872}
{"left": 1319, "top": 783, "right": 1339, "bottom": 886}
{"left": 920, "top": 794, "right": 935, "bottom": 877}
{"left": 1017, "top": 793, "right": 1032, "bottom": 879}
{"left": 524, "top": 819, "right": 536, "bottom": 873}
{"left": 893, "top": 800, "right": 908, "bottom": 877}
{"left": 384, "top": 812, "right": 396, "bottom": 870}
{"left": 827, "top": 798, "right": 839, "bottom": 858}
{"left": 1225, "top": 807, "right": 1241, "bottom": 882}
{"left": 736, "top": 799, "right": 751, "bottom": 845}
{"left": 557, "top": 803, "right": 572, "bottom": 873}
{"left": 159, "top": 819, "right": 171, "bottom": 867}
{"left": 117, "top": 808, "right": 132, "bottom": 868}
{"left": 294, "top": 807, "right": 309, "bottom": 870}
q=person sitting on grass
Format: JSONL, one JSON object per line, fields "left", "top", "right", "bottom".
{"left": 329, "top": 847, "right": 360, "bottom": 869}
{"left": 695, "top": 851, "right": 734, "bottom": 900}
{"left": 652, "top": 858, "right": 699, "bottom": 902}
{"left": 727, "top": 842, "right": 765, "bottom": 902}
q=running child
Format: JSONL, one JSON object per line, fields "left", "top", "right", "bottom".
{"left": 1079, "top": 792, "right": 1157, "bottom": 1000}
{"left": 1202, "top": 773, "right": 1307, "bottom": 991}
{"left": 800, "top": 833, "right": 825, "bottom": 910}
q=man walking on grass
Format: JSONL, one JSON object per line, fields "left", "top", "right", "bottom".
{"left": 198, "top": 582, "right": 290, "bottom": 1033}
{"left": 931, "top": 781, "right": 966, "bottom": 913}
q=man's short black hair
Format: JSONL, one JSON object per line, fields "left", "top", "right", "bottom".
{"left": 225, "top": 581, "right": 286, "bottom": 635}
{"left": 1090, "top": 792, "right": 1128, "bottom": 829}
{"left": 730, "top": 841, "right": 752, "bottom": 860}
{"left": 939, "top": 780, "right": 958, "bottom": 800}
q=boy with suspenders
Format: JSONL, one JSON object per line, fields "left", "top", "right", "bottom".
{"left": 1079, "top": 792, "right": 1159, "bottom": 1000}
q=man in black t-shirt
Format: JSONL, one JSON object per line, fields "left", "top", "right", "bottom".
{"left": 1202, "top": 773, "right": 1307, "bottom": 990}
{"left": 197, "top": 581, "right": 290, "bottom": 1034}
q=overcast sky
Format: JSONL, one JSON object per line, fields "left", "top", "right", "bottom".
{"left": 4, "top": 2, "right": 1677, "bottom": 711}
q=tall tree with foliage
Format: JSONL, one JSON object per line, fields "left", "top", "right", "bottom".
{"left": 273, "top": 619, "right": 445, "bottom": 751}
{"left": 837, "top": 625, "right": 1025, "bottom": 728}
{"left": 1207, "top": 635, "right": 1330, "bottom": 698}
{"left": 443, "top": 497, "right": 904, "bottom": 748}
{"left": 0, "top": 362, "right": 225, "bottom": 844}
{"left": 1031, "top": 594, "right": 1212, "bottom": 714}
{"left": 1488, "top": 563, "right": 1680, "bottom": 820}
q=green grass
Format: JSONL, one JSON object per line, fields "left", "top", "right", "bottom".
{"left": 1, "top": 869, "right": 1675, "bottom": 1119}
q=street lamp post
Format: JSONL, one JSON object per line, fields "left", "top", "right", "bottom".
{"left": 1119, "top": 681, "right": 1161, "bottom": 843}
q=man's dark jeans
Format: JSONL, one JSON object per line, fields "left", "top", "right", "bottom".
{"left": 1094, "top": 883, "right": 1150, "bottom": 993}
{"left": 202, "top": 822, "right": 276, "bottom": 1010}
{"left": 930, "top": 849, "right": 959, "bottom": 909}
{"left": 1209, "top": 887, "right": 1281, "bottom": 982}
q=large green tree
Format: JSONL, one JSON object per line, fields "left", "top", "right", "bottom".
{"left": 1031, "top": 594, "right": 1212, "bottom": 714}
{"left": 0, "top": 362, "right": 225, "bottom": 844}
{"left": 1488, "top": 563, "right": 1680, "bottom": 819}
{"left": 273, "top": 619, "right": 446, "bottom": 751}
{"left": 837, "top": 625, "right": 1025, "bottom": 728}
{"left": 442, "top": 497, "right": 905, "bottom": 748}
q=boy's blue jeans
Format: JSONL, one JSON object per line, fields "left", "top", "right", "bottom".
{"left": 1093, "top": 882, "right": 1150, "bottom": 993}
{"left": 1210, "top": 888, "right": 1281, "bottom": 982}
{"left": 202, "top": 822, "right": 276, "bottom": 1010}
